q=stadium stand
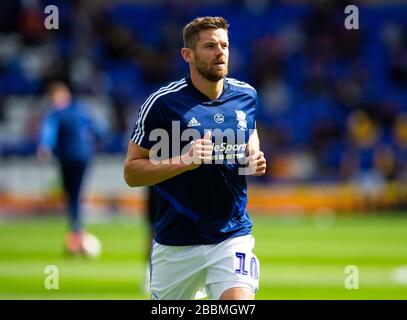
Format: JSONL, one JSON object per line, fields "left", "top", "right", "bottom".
{"left": 1, "top": 0, "right": 407, "bottom": 213}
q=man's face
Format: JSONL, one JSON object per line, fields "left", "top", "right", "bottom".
{"left": 192, "top": 28, "right": 229, "bottom": 82}
{"left": 50, "top": 87, "right": 71, "bottom": 109}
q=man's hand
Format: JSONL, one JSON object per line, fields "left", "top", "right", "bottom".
{"left": 247, "top": 149, "right": 267, "bottom": 176}
{"left": 181, "top": 131, "right": 213, "bottom": 170}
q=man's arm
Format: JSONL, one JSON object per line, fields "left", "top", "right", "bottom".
{"left": 247, "top": 128, "right": 260, "bottom": 154}
{"left": 246, "top": 129, "right": 267, "bottom": 176}
{"left": 37, "top": 114, "right": 58, "bottom": 163}
{"left": 124, "top": 132, "right": 213, "bottom": 187}
{"left": 124, "top": 142, "right": 189, "bottom": 187}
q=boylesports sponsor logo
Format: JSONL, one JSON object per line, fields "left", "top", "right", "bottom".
{"left": 212, "top": 142, "right": 247, "bottom": 161}
{"left": 212, "top": 142, "right": 247, "bottom": 153}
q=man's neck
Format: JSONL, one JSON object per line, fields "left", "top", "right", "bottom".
{"left": 190, "top": 71, "right": 224, "bottom": 100}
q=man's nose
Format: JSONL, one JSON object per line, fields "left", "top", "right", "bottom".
{"left": 215, "top": 45, "right": 224, "bottom": 57}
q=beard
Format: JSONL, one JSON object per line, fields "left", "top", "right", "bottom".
{"left": 194, "top": 54, "right": 228, "bottom": 82}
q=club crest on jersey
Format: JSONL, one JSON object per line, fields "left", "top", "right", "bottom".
{"left": 235, "top": 110, "right": 247, "bottom": 130}
{"left": 214, "top": 113, "right": 224, "bottom": 124}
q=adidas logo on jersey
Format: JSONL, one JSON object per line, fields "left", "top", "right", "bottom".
{"left": 187, "top": 117, "right": 201, "bottom": 127}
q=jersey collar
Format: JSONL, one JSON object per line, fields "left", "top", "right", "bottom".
{"left": 185, "top": 76, "right": 229, "bottom": 105}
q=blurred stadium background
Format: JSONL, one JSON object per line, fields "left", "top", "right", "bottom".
{"left": 1, "top": 0, "right": 407, "bottom": 299}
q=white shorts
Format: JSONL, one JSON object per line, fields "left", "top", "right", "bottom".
{"left": 150, "top": 234, "right": 260, "bottom": 300}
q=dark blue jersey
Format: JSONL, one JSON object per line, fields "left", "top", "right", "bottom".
{"left": 39, "top": 102, "right": 98, "bottom": 163}
{"left": 130, "top": 77, "right": 260, "bottom": 245}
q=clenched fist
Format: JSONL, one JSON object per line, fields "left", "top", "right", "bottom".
{"left": 246, "top": 150, "right": 267, "bottom": 176}
{"left": 181, "top": 131, "right": 213, "bottom": 169}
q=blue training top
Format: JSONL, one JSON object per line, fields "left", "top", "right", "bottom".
{"left": 130, "top": 76, "right": 260, "bottom": 245}
{"left": 39, "top": 101, "right": 99, "bottom": 163}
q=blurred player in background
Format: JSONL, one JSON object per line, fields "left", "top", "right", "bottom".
{"left": 124, "top": 17, "right": 266, "bottom": 300}
{"left": 37, "top": 82, "right": 103, "bottom": 256}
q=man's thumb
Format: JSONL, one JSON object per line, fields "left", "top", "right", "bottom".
{"left": 203, "top": 131, "right": 212, "bottom": 140}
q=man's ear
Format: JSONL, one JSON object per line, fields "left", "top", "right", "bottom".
{"left": 181, "top": 47, "right": 193, "bottom": 63}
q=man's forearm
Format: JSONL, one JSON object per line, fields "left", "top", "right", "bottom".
{"left": 247, "top": 129, "right": 260, "bottom": 153}
{"left": 124, "top": 156, "right": 191, "bottom": 187}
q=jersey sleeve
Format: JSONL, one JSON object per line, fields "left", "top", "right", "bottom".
{"left": 39, "top": 112, "right": 59, "bottom": 150}
{"left": 130, "top": 97, "right": 164, "bottom": 150}
{"left": 251, "top": 92, "right": 261, "bottom": 130}
{"left": 255, "top": 93, "right": 261, "bottom": 123}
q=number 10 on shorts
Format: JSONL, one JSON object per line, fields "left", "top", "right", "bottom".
{"left": 235, "top": 252, "right": 258, "bottom": 279}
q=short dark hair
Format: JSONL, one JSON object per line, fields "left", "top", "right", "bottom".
{"left": 183, "top": 16, "right": 229, "bottom": 49}
{"left": 46, "top": 81, "right": 70, "bottom": 96}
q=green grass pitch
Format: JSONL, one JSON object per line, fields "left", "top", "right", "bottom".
{"left": 1, "top": 213, "right": 407, "bottom": 299}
